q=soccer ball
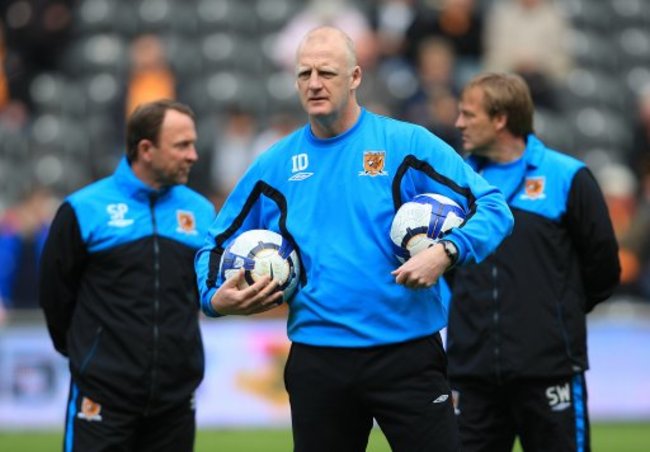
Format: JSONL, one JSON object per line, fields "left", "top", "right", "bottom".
{"left": 390, "top": 193, "right": 466, "bottom": 262}
{"left": 219, "top": 229, "right": 301, "bottom": 302}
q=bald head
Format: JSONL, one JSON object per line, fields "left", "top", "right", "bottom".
{"left": 296, "top": 26, "right": 358, "bottom": 71}
{"left": 294, "top": 26, "right": 362, "bottom": 138}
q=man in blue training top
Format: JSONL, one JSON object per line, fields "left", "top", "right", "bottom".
{"left": 195, "top": 27, "right": 513, "bottom": 452}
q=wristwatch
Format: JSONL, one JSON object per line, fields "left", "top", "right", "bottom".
{"left": 438, "top": 240, "right": 459, "bottom": 267}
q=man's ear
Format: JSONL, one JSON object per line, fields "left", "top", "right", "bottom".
{"left": 350, "top": 65, "right": 362, "bottom": 90}
{"left": 138, "top": 139, "right": 154, "bottom": 162}
{"left": 492, "top": 113, "right": 508, "bottom": 132}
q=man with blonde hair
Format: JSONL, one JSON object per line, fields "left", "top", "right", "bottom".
{"left": 448, "top": 73, "right": 620, "bottom": 451}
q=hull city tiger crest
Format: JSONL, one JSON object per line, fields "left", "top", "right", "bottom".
{"left": 78, "top": 396, "right": 103, "bottom": 422}
{"left": 176, "top": 210, "right": 198, "bottom": 235}
{"left": 359, "top": 151, "right": 388, "bottom": 177}
{"left": 521, "top": 176, "right": 546, "bottom": 200}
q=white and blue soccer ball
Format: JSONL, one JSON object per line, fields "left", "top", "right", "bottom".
{"left": 219, "top": 229, "right": 301, "bottom": 302}
{"left": 390, "top": 193, "right": 466, "bottom": 263}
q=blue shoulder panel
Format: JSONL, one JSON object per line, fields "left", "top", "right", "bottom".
{"left": 510, "top": 140, "right": 584, "bottom": 221}
{"left": 470, "top": 136, "right": 585, "bottom": 222}
{"left": 67, "top": 177, "right": 151, "bottom": 253}
{"left": 68, "top": 159, "right": 214, "bottom": 253}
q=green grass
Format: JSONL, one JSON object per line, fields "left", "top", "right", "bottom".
{"left": 0, "top": 423, "right": 648, "bottom": 451}
{"left": 195, "top": 428, "right": 391, "bottom": 451}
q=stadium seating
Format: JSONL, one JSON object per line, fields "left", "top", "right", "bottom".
{"left": 1, "top": 0, "right": 648, "bottom": 204}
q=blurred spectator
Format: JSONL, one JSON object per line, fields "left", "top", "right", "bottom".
{"left": 0, "top": 20, "right": 30, "bottom": 131}
{"left": 370, "top": 0, "right": 416, "bottom": 61}
{"left": 210, "top": 106, "right": 258, "bottom": 208}
{"left": 0, "top": 23, "right": 9, "bottom": 111}
{"left": 596, "top": 163, "right": 642, "bottom": 297}
{"left": 401, "top": 37, "right": 459, "bottom": 126}
{"left": 597, "top": 162, "right": 638, "bottom": 239}
{"left": 271, "top": 0, "right": 375, "bottom": 72}
{"left": 124, "top": 34, "right": 176, "bottom": 117}
{"left": 364, "top": 0, "right": 420, "bottom": 112}
{"left": 106, "top": 34, "right": 178, "bottom": 172}
{"left": 402, "top": 37, "right": 462, "bottom": 151}
{"left": 350, "top": 25, "right": 398, "bottom": 114}
{"left": 252, "top": 112, "right": 301, "bottom": 158}
{"left": 0, "top": 0, "right": 73, "bottom": 113}
{"left": 425, "top": 88, "right": 462, "bottom": 152}
{"left": 618, "top": 159, "right": 650, "bottom": 301}
{"left": 483, "top": 0, "right": 573, "bottom": 111}
{"left": 629, "top": 86, "right": 650, "bottom": 181}
{"left": 405, "top": 0, "right": 484, "bottom": 85}
{"left": 0, "top": 96, "right": 28, "bottom": 131}
{"left": 0, "top": 187, "right": 58, "bottom": 314}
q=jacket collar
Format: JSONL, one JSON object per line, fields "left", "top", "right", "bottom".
{"left": 113, "top": 157, "right": 171, "bottom": 202}
{"left": 468, "top": 134, "right": 545, "bottom": 170}
{"left": 522, "top": 134, "right": 545, "bottom": 169}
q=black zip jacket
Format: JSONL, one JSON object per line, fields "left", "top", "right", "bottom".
{"left": 447, "top": 136, "right": 620, "bottom": 381}
{"left": 39, "top": 158, "right": 215, "bottom": 412}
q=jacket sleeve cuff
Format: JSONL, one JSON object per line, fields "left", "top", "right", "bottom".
{"left": 444, "top": 236, "right": 466, "bottom": 266}
{"left": 201, "top": 288, "right": 223, "bottom": 318}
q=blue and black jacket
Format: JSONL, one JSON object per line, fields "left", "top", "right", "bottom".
{"left": 39, "top": 157, "right": 215, "bottom": 412}
{"left": 447, "top": 135, "right": 620, "bottom": 380}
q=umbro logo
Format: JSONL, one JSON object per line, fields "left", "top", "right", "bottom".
{"left": 288, "top": 172, "right": 314, "bottom": 181}
{"left": 432, "top": 394, "right": 449, "bottom": 404}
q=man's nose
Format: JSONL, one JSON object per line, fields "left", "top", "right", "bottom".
{"left": 308, "top": 72, "right": 322, "bottom": 89}
{"left": 187, "top": 145, "right": 198, "bottom": 162}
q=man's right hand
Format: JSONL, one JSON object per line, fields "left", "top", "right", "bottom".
{"left": 210, "top": 269, "right": 284, "bottom": 315}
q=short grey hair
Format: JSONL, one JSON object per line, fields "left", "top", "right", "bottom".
{"left": 296, "top": 26, "right": 358, "bottom": 71}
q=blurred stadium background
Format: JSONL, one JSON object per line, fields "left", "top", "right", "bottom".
{"left": 1, "top": 0, "right": 650, "bottom": 449}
